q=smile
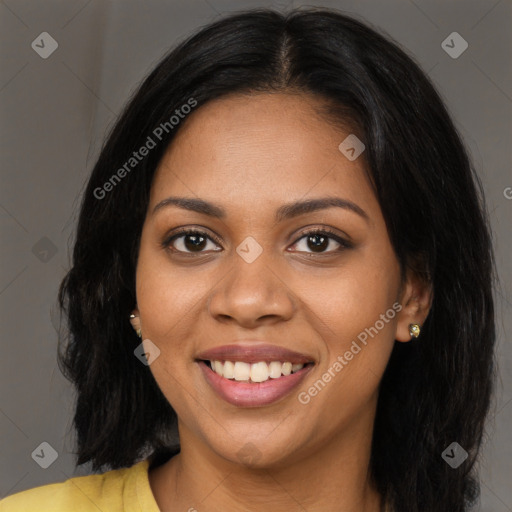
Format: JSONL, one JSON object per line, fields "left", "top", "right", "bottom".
{"left": 197, "top": 359, "right": 314, "bottom": 407}
{"left": 195, "top": 342, "right": 315, "bottom": 407}
{"left": 206, "top": 359, "right": 310, "bottom": 382}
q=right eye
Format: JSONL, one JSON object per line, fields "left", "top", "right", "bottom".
{"left": 164, "top": 228, "right": 223, "bottom": 254}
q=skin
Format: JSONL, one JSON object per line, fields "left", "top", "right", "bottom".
{"left": 129, "top": 92, "right": 432, "bottom": 512}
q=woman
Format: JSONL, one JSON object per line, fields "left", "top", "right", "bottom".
{"left": 0, "top": 7, "right": 496, "bottom": 512}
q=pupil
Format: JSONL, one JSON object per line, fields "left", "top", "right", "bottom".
{"left": 308, "top": 234, "right": 327, "bottom": 252}
{"left": 185, "top": 234, "right": 206, "bottom": 251}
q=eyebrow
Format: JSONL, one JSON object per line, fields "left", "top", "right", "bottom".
{"left": 152, "top": 196, "right": 369, "bottom": 223}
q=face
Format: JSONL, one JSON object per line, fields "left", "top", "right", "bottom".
{"left": 134, "top": 92, "right": 414, "bottom": 469}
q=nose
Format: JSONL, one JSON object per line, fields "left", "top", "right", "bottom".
{"left": 207, "top": 250, "right": 295, "bottom": 328}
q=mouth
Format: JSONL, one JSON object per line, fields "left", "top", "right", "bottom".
{"left": 195, "top": 343, "right": 315, "bottom": 407}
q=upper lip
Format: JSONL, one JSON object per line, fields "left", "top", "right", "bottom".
{"left": 196, "top": 342, "right": 315, "bottom": 364}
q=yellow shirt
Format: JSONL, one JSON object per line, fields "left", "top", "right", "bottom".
{"left": 0, "top": 458, "right": 161, "bottom": 511}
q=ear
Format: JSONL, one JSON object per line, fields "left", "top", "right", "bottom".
{"left": 129, "top": 307, "right": 141, "bottom": 333}
{"left": 395, "top": 264, "right": 433, "bottom": 343}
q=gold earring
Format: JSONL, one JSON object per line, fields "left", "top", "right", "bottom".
{"left": 130, "top": 314, "right": 142, "bottom": 338}
{"left": 409, "top": 323, "right": 421, "bottom": 339}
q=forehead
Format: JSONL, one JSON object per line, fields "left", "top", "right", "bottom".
{"left": 149, "top": 93, "right": 376, "bottom": 217}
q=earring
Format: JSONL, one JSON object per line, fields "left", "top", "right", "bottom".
{"left": 129, "top": 314, "right": 142, "bottom": 338}
{"left": 409, "top": 323, "right": 421, "bottom": 339}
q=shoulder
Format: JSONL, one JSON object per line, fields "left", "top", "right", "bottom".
{"left": 0, "top": 459, "right": 156, "bottom": 512}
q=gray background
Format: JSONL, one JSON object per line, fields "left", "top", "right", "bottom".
{"left": 0, "top": 0, "right": 511, "bottom": 509}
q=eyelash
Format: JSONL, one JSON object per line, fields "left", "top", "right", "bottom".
{"left": 162, "top": 227, "right": 352, "bottom": 256}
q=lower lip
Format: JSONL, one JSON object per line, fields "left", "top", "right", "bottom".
{"left": 198, "top": 361, "right": 314, "bottom": 407}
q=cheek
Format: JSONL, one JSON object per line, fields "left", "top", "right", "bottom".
{"left": 302, "top": 247, "right": 400, "bottom": 345}
{"left": 135, "top": 247, "right": 205, "bottom": 414}
{"left": 295, "top": 243, "right": 400, "bottom": 407}
{"left": 136, "top": 240, "right": 210, "bottom": 343}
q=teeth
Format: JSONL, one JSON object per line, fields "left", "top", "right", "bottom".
{"left": 233, "top": 361, "right": 251, "bottom": 381}
{"left": 269, "top": 361, "right": 282, "bottom": 378}
{"left": 213, "top": 360, "right": 223, "bottom": 375}
{"left": 281, "top": 362, "right": 292, "bottom": 376}
{"left": 208, "top": 360, "right": 306, "bottom": 382}
{"left": 223, "top": 360, "right": 235, "bottom": 379}
{"left": 250, "top": 362, "right": 269, "bottom": 383}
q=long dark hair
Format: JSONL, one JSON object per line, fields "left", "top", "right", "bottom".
{"left": 57, "top": 7, "right": 496, "bottom": 512}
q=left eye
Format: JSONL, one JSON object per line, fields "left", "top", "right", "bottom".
{"left": 290, "top": 230, "right": 347, "bottom": 254}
